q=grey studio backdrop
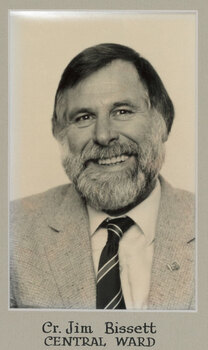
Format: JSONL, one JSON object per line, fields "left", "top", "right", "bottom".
{"left": 0, "top": 1, "right": 207, "bottom": 350}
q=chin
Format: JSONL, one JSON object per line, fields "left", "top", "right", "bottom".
{"left": 75, "top": 167, "right": 147, "bottom": 211}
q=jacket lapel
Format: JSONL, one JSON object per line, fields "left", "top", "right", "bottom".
{"left": 148, "top": 177, "right": 195, "bottom": 309}
{"left": 43, "top": 184, "right": 96, "bottom": 309}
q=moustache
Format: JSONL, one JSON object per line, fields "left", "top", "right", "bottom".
{"left": 80, "top": 140, "right": 139, "bottom": 164}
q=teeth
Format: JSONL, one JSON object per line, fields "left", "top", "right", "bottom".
{"left": 98, "top": 155, "right": 129, "bottom": 165}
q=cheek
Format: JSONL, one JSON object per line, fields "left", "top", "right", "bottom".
{"left": 117, "top": 118, "right": 152, "bottom": 145}
{"left": 64, "top": 126, "right": 92, "bottom": 155}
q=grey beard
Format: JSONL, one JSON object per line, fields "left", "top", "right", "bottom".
{"left": 61, "top": 137, "right": 165, "bottom": 211}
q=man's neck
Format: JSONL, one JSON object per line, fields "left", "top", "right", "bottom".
{"left": 104, "top": 178, "right": 157, "bottom": 217}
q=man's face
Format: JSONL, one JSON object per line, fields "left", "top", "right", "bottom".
{"left": 56, "top": 59, "right": 167, "bottom": 211}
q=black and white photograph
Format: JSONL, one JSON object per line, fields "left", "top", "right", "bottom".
{"left": 1, "top": 3, "right": 208, "bottom": 349}
{"left": 9, "top": 11, "right": 196, "bottom": 311}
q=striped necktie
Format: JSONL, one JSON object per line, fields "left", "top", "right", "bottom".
{"left": 96, "top": 216, "right": 134, "bottom": 309}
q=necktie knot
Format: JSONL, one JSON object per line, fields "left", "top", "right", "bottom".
{"left": 105, "top": 216, "right": 134, "bottom": 243}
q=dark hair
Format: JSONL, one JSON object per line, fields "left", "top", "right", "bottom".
{"left": 52, "top": 43, "right": 174, "bottom": 136}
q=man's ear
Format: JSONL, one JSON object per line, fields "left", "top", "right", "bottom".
{"left": 152, "top": 108, "right": 169, "bottom": 143}
{"left": 162, "top": 129, "right": 168, "bottom": 143}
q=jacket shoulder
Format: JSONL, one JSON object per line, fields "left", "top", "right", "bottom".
{"left": 160, "top": 176, "right": 195, "bottom": 212}
{"left": 10, "top": 184, "right": 72, "bottom": 224}
{"left": 172, "top": 186, "right": 194, "bottom": 210}
{"left": 159, "top": 176, "right": 195, "bottom": 241}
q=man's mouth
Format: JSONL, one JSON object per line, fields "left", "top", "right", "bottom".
{"left": 97, "top": 155, "right": 129, "bottom": 165}
{"left": 84, "top": 154, "right": 135, "bottom": 168}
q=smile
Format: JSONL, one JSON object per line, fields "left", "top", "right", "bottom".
{"left": 97, "top": 155, "right": 129, "bottom": 165}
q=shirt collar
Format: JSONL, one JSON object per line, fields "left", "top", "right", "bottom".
{"left": 87, "top": 180, "right": 161, "bottom": 246}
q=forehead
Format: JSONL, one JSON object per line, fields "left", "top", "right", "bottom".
{"left": 62, "top": 60, "right": 148, "bottom": 110}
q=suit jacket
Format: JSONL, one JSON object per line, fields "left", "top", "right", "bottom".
{"left": 10, "top": 176, "right": 195, "bottom": 310}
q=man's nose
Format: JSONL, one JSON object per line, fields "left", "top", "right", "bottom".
{"left": 93, "top": 116, "right": 119, "bottom": 146}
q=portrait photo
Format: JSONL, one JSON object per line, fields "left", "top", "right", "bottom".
{"left": 9, "top": 10, "right": 196, "bottom": 310}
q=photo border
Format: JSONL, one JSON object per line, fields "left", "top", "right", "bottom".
{"left": 1, "top": 1, "right": 207, "bottom": 349}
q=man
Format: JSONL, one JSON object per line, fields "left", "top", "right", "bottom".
{"left": 10, "top": 43, "right": 195, "bottom": 310}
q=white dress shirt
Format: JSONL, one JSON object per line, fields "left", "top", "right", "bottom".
{"left": 87, "top": 180, "right": 161, "bottom": 309}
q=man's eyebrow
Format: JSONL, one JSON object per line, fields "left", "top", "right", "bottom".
{"left": 111, "top": 101, "right": 137, "bottom": 109}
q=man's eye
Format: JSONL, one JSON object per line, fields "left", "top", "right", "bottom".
{"left": 75, "top": 114, "right": 95, "bottom": 127}
{"left": 117, "top": 109, "right": 131, "bottom": 114}
{"left": 113, "top": 109, "right": 133, "bottom": 119}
